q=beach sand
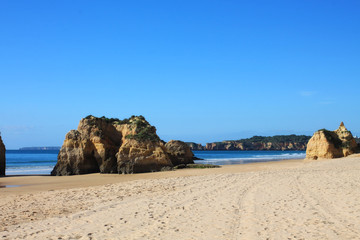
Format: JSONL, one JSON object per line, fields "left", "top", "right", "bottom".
{"left": 1, "top": 156, "right": 360, "bottom": 239}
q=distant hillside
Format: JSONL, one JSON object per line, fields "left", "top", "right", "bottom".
{"left": 19, "top": 146, "right": 61, "bottom": 151}
{"left": 187, "top": 135, "right": 311, "bottom": 151}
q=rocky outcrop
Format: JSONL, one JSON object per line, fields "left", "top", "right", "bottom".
{"left": 52, "top": 115, "right": 174, "bottom": 176}
{"left": 186, "top": 142, "right": 205, "bottom": 151}
{"left": 306, "top": 122, "right": 358, "bottom": 160}
{"left": 117, "top": 139, "right": 172, "bottom": 174}
{"left": 165, "top": 140, "right": 195, "bottom": 166}
{"left": 0, "top": 136, "right": 5, "bottom": 176}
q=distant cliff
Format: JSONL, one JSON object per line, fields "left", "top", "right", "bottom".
{"left": 185, "top": 142, "right": 205, "bottom": 150}
{"left": 187, "top": 135, "right": 311, "bottom": 151}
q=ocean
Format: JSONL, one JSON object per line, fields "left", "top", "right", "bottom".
{"left": 193, "top": 150, "right": 306, "bottom": 165}
{"left": 5, "top": 150, "right": 306, "bottom": 175}
{"left": 6, "top": 150, "right": 59, "bottom": 175}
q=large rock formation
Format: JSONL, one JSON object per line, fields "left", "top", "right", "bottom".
{"left": 52, "top": 115, "right": 175, "bottom": 175}
{"left": 165, "top": 140, "right": 195, "bottom": 166}
{"left": 306, "top": 122, "right": 358, "bottom": 160}
{"left": 0, "top": 135, "right": 5, "bottom": 176}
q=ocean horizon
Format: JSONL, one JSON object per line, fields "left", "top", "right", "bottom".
{"left": 5, "top": 149, "right": 306, "bottom": 176}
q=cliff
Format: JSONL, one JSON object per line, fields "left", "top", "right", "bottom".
{"left": 52, "top": 115, "right": 195, "bottom": 176}
{"left": 187, "top": 135, "right": 310, "bottom": 151}
{"left": 306, "top": 122, "right": 358, "bottom": 160}
{"left": 185, "top": 142, "right": 205, "bottom": 151}
{"left": 0, "top": 136, "right": 5, "bottom": 176}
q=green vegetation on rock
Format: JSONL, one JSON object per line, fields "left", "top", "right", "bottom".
{"left": 125, "top": 117, "right": 160, "bottom": 142}
{"left": 84, "top": 115, "right": 160, "bottom": 142}
{"left": 233, "top": 134, "right": 310, "bottom": 144}
{"left": 318, "top": 129, "right": 342, "bottom": 149}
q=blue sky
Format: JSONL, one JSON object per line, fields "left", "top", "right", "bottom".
{"left": 1, "top": 0, "right": 360, "bottom": 149}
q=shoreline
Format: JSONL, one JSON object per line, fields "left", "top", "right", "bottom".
{"left": 1, "top": 158, "right": 304, "bottom": 196}
{"left": 5, "top": 149, "right": 306, "bottom": 176}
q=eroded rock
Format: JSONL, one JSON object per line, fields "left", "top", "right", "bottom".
{"left": 306, "top": 122, "right": 358, "bottom": 160}
{"left": 51, "top": 116, "right": 173, "bottom": 175}
{"left": 165, "top": 140, "right": 195, "bottom": 166}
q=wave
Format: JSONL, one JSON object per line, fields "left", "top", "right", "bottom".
{"left": 250, "top": 153, "right": 305, "bottom": 159}
{"left": 7, "top": 165, "right": 55, "bottom": 169}
{"left": 6, "top": 166, "right": 54, "bottom": 175}
{"left": 201, "top": 153, "right": 305, "bottom": 161}
{"left": 194, "top": 152, "right": 306, "bottom": 165}
{"left": 4, "top": 151, "right": 306, "bottom": 174}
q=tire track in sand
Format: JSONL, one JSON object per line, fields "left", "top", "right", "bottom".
{"left": 295, "top": 173, "right": 360, "bottom": 239}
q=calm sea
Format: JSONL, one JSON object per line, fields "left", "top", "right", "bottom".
{"left": 5, "top": 150, "right": 306, "bottom": 175}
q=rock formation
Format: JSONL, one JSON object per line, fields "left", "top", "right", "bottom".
{"left": 306, "top": 122, "right": 358, "bottom": 160}
{"left": 186, "top": 142, "right": 205, "bottom": 151}
{"left": 117, "top": 139, "right": 172, "bottom": 174}
{"left": 52, "top": 115, "right": 175, "bottom": 175}
{"left": 0, "top": 135, "right": 5, "bottom": 176}
{"left": 165, "top": 140, "right": 195, "bottom": 166}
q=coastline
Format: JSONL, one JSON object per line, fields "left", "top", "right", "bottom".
{"left": 1, "top": 158, "right": 304, "bottom": 196}
{"left": 5, "top": 149, "right": 306, "bottom": 176}
{"left": 2, "top": 155, "right": 360, "bottom": 239}
{"left": 6, "top": 150, "right": 305, "bottom": 176}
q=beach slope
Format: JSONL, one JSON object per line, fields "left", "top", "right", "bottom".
{"left": 1, "top": 156, "right": 360, "bottom": 239}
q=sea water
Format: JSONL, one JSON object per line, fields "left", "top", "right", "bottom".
{"left": 193, "top": 150, "right": 305, "bottom": 165}
{"left": 6, "top": 150, "right": 58, "bottom": 175}
{"left": 5, "top": 150, "right": 306, "bottom": 175}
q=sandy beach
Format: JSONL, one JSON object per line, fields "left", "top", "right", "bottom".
{"left": 1, "top": 156, "right": 360, "bottom": 240}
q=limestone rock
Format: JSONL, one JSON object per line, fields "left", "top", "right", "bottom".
{"left": 52, "top": 115, "right": 173, "bottom": 176}
{"left": 52, "top": 130, "right": 100, "bottom": 175}
{"left": 116, "top": 139, "right": 171, "bottom": 174}
{"left": 165, "top": 140, "right": 195, "bottom": 166}
{"left": 306, "top": 122, "right": 358, "bottom": 160}
{"left": 0, "top": 136, "right": 5, "bottom": 176}
{"left": 186, "top": 142, "right": 205, "bottom": 151}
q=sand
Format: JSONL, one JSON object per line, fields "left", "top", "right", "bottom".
{"left": 1, "top": 156, "right": 360, "bottom": 240}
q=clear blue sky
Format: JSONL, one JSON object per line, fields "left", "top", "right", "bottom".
{"left": 1, "top": 0, "right": 360, "bottom": 149}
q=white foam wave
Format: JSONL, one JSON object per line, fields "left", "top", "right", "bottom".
{"left": 6, "top": 167, "right": 53, "bottom": 175}
{"left": 201, "top": 154, "right": 304, "bottom": 161}
{"left": 195, "top": 153, "right": 306, "bottom": 165}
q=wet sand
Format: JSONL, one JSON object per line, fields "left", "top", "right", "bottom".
{"left": 1, "top": 156, "right": 360, "bottom": 239}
